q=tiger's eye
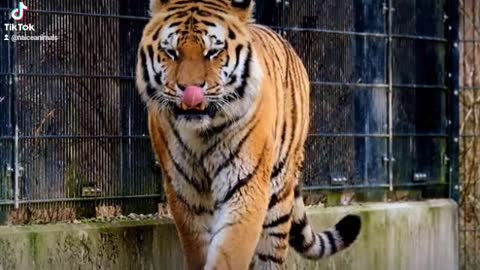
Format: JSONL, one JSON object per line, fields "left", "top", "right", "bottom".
{"left": 206, "top": 49, "right": 222, "bottom": 59}
{"left": 164, "top": 49, "right": 177, "bottom": 59}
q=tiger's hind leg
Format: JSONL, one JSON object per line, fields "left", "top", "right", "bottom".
{"left": 250, "top": 183, "right": 295, "bottom": 270}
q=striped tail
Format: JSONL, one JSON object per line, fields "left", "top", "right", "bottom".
{"left": 288, "top": 194, "right": 361, "bottom": 259}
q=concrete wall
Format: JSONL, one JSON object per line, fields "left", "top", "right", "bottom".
{"left": 0, "top": 199, "right": 458, "bottom": 270}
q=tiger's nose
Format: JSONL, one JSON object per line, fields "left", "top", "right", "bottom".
{"left": 181, "top": 85, "right": 206, "bottom": 110}
{"left": 177, "top": 82, "right": 206, "bottom": 91}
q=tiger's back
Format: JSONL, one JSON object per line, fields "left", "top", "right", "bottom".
{"left": 249, "top": 24, "right": 311, "bottom": 165}
{"left": 136, "top": 1, "right": 361, "bottom": 269}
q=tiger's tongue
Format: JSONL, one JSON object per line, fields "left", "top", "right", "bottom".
{"left": 181, "top": 85, "right": 206, "bottom": 109}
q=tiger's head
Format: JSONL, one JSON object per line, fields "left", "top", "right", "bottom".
{"left": 136, "top": 0, "right": 263, "bottom": 130}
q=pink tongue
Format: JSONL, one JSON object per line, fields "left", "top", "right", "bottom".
{"left": 182, "top": 85, "right": 205, "bottom": 108}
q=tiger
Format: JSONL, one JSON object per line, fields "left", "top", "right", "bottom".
{"left": 136, "top": 0, "right": 362, "bottom": 269}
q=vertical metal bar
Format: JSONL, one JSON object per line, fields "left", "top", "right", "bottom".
{"left": 5, "top": 0, "right": 14, "bottom": 203}
{"left": 386, "top": 0, "right": 394, "bottom": 191}
{"left": 10, "top": 0, "right": 19, "bottom": 207}
{"left": 13, "top": 126, "right": 19, "bottom": 208}
{"left": 280, "top": 0, "right": 286, "bottom": 36}
{"left": 447, "top": 0, "right": 460, "bottom": 202}
{"left": 446, "top": 0, "right": 461, "bottom": 267}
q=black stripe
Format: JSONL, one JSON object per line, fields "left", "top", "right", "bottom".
{"left": 263, "top": 213, "right": 291, "bottom": 229}
{"left": 270, "top": 47, "right": 299, "bottom": 182}
{"left": 268, "top": 185, "right": 291, "bottom": 209}
{"left": 226, "top": 74, "right": 237, "bottom": 86}
{"left": 275, "top": 120, "right": 287, "bottom": 162}
{"left": 196, "top": 9, "right": 225, "bottom": 21}
{"left": 196, "top": 9, "right": 211, "bottom": 16}
{"left": 155, "top": 126, "right": 204, "bottom": 193}
{"left": 268, "top": 232, "right": 288, "bottom": 239}
{"left": 324, "top": 231, "right": 337, "bottom": 254}
{"left": 201, "top": 3, "right": 229, "bottom": 14}
{"left": 257, "top": 26, "right": 286, "bottom": 49}
{"left": 216, "top": 143, "right": 266, "bottom": 206}
{"left": 271, "top": 159, "right": 285, "bottom": 178}
{"left": 200, "top": 20, "right": 216, "bottom": 27}
{"left": 147, "top": 45, "right": 160, "bottom": 92}
{"left": 256, "top": 253, "right": 284, "bottom": 265}
{"left": 164, "top": 11, "right": 190, "bottom": 21}
{"left": 146, "top": 85, "right": 157, "bottom": 98}
{"left": 162, "top": 128, "right": 204, "bottom": 193}
{"left": 143, "top": 44, "right": 163, "bottom": 88}
{"left": 200, "top": 136, "right": 223, "bottom": 160}
{"left": 199, "top": 108, "right": 248, "bottom": 159}
{"left": 224, "top": 42, "right": 230, "bottom": 66}
{"left": 228, "top": 28, "right": 236, "bottom": 39}
{"left": 163, "top": 4, "right": 227, "bottom": 20}
{"left": 268, "top": 193, "right": 279, "bottom": 209}
{"left": 147, "top": 45, "right": 155, "bottom": 63}
{"left": 154, "top": 72, "right": 162, "bottom": 85}
{"left": 229, "top": 24, "right": 242, "bottom": 36}
{"left": 250, "top": 29, "right": 274, "bottom": 78}
{"left": 201, "top": 0, "right": 229, "bottom": 8}
{"left": 289, "top": 214, "right": 308, "bottom": 252}
{"left": 165, "top": 0, "right": 191, "bottom": 6}
{"left": 168, "top": 120, "right": 211, "bottom": 191}
{"left": 166, "top": 3, "right": 192, "bottom": 11}
{"left": 232, "top": 44, "right": 244, "bottom": 72}
{"left": 294, "top": 184, "right": 302, "bottom": 198}
{"left": 229, "top": 44, "right": 252, "bottom": 102}
{"left": 169, "top": 21, "right": 182, "bottom": 28}
{"left": 152, "top": 27, "right": 161, "bottom": 40}
{"left": 176, "top": 192, "right": 213, "bottom": 215}
{"left": 318, "top": 233, "right": 325, "bottom": 257}
{"left": 199, "top": 115, "right": 242, "bottom": 138}
{"left": 140, "top": 49, "right": 149, "bottom": 83}
{"left": 255, "top": 26, "right": 284, "bottom": 68}
{"left": 171, "top": 158, "right": 204, "bottom": 193}
{"left": 286, "top": 50, "right": 299, "bottom": 142}
{"left": 231, "top": 0, "right": 251, "bottom": 9}
{"left": 213, "top": 118, "right": 258, "bottom": 177}
{"left": 169, "top": 119, "right": 196, "bottom": 157}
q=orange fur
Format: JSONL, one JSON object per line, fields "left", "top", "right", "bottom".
{"left": 137, "top": 1, "right": 361, "bottom": 269}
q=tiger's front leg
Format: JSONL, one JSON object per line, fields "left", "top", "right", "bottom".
{"left": 204, "top": 144, "right": 273, "bottom": 270}
{"left": 164, "top": 180, "right": 211, "bottom": 270}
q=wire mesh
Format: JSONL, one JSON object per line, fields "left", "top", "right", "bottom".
{"left": 275, "top": 0, "right": 450, "bottom": 189}
{"left": 0, "top": 0, "right": 457, "bottom": 222}
{"left": 0, "top": 0, "right": 162, "bottom": 219}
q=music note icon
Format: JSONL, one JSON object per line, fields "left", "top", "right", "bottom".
{"left": 11, "top": 2, "right": 29, "bottom": 21}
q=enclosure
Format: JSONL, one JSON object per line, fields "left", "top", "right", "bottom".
{"left": 0, "top": 0, "right": 477, "bottom": 269}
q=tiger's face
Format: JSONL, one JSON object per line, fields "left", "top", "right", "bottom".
{"left": 136, "top": 0, "right": 262, "bottom": 130}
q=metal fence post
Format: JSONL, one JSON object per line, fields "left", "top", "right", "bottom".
{"left": 386, "top": 0, "right": 395, "bottom": 191}
{"left": 12, "top": 0, "right": 19, "bottom": 209}
{"left": 13, "top": 125, "right": 19, "bottom": 208}
{"left": 447, "top": 0, "right": 460, "bottom": 202}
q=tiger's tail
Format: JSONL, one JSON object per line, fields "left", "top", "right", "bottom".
{"left": 288, "top": 191, "right": 361, "bottom": 259}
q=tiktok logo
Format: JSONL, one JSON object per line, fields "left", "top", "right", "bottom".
{"left": 11, "top": 2, "right": 28, "bottom": 21}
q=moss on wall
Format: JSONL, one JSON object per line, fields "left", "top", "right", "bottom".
{"left": 0, "top": 200, "right": 457, "bottom": 270}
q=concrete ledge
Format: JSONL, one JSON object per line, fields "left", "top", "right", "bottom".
{"left": 0, "top": 199, "right": 458, "bottom": 270}
{"left": 288, "top": 199, "right": 458, "bottom": 270}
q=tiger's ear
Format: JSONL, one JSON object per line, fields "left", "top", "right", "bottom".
{"left": 230, "top": 0, "right": 254, "bottom": 22}
{"left": 150, "top": 0, "right": 169, "bottom": 15}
